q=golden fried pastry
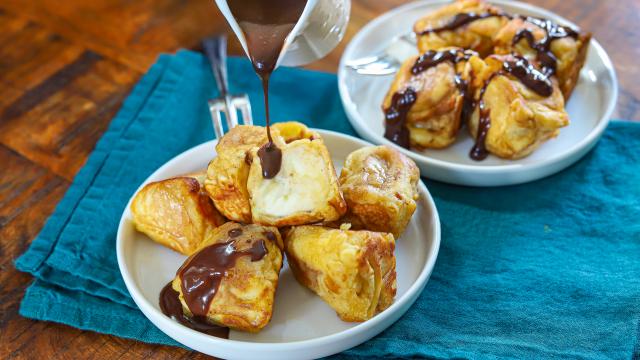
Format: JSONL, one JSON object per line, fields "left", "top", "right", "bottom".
{"left": 204, "top": 125, "right": 270, "bottom": 223}
{"left": 246, "top": 131, "right": 347, "bottom": 226}
{"left": 414, "top": 0, "right": 508, "bottom": 57}
{"left": 271, "top": 121, "right": 319, "bottom": 143}
{"left": 131, "top": 173, "right": 227, "bottom": 255}
{"left": 339, "top": 146, "right": 419, "bottom": 239}
{"left": 467, "top": 54, "right": 569, "bottom": 160}
{"left": 493, "top": 17, "right": 590, "bottom": 100}
{"left": 285, "top": 225, "right": 396, "bottom": 322}
{"left": 382, "top": 48, "right": 475, "bottom": 149}
{"left": 171, "top": 222, "right": 283, "bottom": 332}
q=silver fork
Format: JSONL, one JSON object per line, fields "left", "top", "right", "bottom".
{"left": 202, "top": 35, "right": 253, "bottom": 138}
{"left": 344, "top": 32, "right": 418, "bottom": 75}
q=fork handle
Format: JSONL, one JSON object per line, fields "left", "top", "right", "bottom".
{"left": 202, "top": 35, "right": 230, "bottom": 97}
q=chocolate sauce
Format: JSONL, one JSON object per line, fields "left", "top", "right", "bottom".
{"left": 455, "top": 75, "right": 473, "bottom": 128}
{"left": 511, "top": 16, "right": 579, "bottom": 76}
{"left": 469, "top": 72, "right": 499, "bottom": 161}
{"left": 502, "top": 56, "right": 552, "bottom": 97}
{"left": 411, "top": 48, "right": 472, "bottom": 74}
{"left": 383, "top": 88, "right": 417, "bottom": 148}
{"left": 177, "top": 239, "right": 268, "bottom": 317}
{"left": 159, "top": 282, "right": 230, "bottom": 338}
{"left": 263, "top": 231, "right": 277, "bottom": 243}
{"left": 228, "top": 0, "right": 307, "bottom": 178}
{"left": 417, "top": 12, "right": 506, "bottom": 35}
{"left": 417, "top": 8, "right": 579, "bottom": 77}
{"left": 228, "top": 228, "right": 243, "bottom": 238}
{"left": 257, "top": 142, "right": 283, "bottom": 179}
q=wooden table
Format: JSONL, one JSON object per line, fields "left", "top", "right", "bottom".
{"left": 0, "top": 0, "right": 638, "bottom": 358}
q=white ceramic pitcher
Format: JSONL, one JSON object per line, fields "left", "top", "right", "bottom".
{"left": 215, "top": 0, "right": 351, "bottom": 67}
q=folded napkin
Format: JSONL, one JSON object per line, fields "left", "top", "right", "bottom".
{"left": 16, "top": 50, "right": 640, "bottom": 359}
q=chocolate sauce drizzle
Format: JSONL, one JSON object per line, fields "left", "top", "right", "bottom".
{"left": 384, "top": 89, "right": 417, "bottom": 148}
{"left": 469, "top": 56, "right": 553, "bottom": 160}
{"left": 389, "top": 10, "right": 580, "bottom": 159}
{"left": 418, "top": 9, "right": 579, "bottom": 77}
{"left": 228, "top": 0, "right": 307, "bottom": 178}
{"left": 469, "top": 72, "right": 499, "bottom": 161}
{"left": 511, "top": 16, "right": 579, "bottom": 76}
{"left": 257, "top": 142, "right": 283, "bottom": 179}
{"left": 159, "top": 282, "right": 230, "bottom": 338}
{"left": 159, "top": 228, "right": 268, "bottom": 335}
{"left": 455, "top": 75, "right": 474, "bottom": 129}
{"left": 503, "top": 56, "right": 552, "bottom": 96}
{"left": 228, "top": 228, "right": 243, "bottom": 238}
{"left": 410, "top": 48, "right": 473, "bottom": 74}
{"left": 417, "top": 12, "right": 506, "bottom": 35}
{"left": 178, "top": 238, "right": 267, "bottom": 317}
{"left": 263, "top": 231, "right": 277, "bottom": 243}
{"left": 384, "top": 49, "right": 473, "bottom": 148}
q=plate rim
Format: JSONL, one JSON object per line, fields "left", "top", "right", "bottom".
{"left": 337, "top": 0, "right": 618, "bottom": 178}
{"left": 116, "top": 129, "right": 441, "bottom": 356}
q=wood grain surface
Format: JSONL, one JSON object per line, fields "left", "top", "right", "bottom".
{"left": 1, "top": 0, "right": 638, "bottom": 358}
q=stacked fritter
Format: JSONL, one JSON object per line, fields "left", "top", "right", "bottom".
{"left": 384, "top": 0, "right": 590, "bottom": 160}
{"left": 130, "top": 122, "right": 420, "bottom": 333}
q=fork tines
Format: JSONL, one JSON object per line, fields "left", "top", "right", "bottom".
{"left": 208, "top": 94, "right": 253, "bottom": 139}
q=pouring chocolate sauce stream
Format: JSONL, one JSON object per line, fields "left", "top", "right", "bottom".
{"left": 386, "top": 10, "right": 578, "bottom": 159}
{"left": 159, "top": 0, "right": 305, "bottom": 335}
{"left": 228, "top": 0, "right": 308, "bottom": 179}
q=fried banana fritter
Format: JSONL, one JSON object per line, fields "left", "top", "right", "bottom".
{"left": 414, "top": 0, "right": 508, "bottom": 57}
{"left": 285, "top": 225, "right": 396, "bottom": 322}
{"left": 204, "top": 125, "right": 270, "bottom": 223}
{"left": 171, "top": 222, "right": 283, "bottom": 332}
{"left": 467, "top": 54, "right": 569, "bottom": 159}
{"left": 493, "top": 17, "right": 590, "bottom": 100}
{"left": 382, "top": 48, "right": 475, "bottom": 149}
{"left": 271, "top": 121, "right": 320, "bottom": 143}
{"left": 339, "top": 146, "right": 419, "bottom": 239}
{"left": 131, "top": 173, "right": 226, "bottom": 255}
{"left": 247, "top": 128, "right": 347, "bottom": 226}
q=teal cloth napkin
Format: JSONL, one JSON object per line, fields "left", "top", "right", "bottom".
{"left": 15, "top": 50, "right": 640, "bottom": 359}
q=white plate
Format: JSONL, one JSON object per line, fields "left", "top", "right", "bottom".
{"left": 117, "top": 130, "right": 441, "bottom": 360}
{"left": 338, "top": 0, "right": 618, "bottom": 186}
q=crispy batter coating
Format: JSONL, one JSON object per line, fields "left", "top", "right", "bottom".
{"left": 493, "top": 17, "right": 591, "bottom": 100}
{"left": 285, "top": 225, "right": 396, "bottom": 322}
{"left": 414, "top": 0, "right": 508, "bottom": 57}
{"left": 271, "top": 121, "right": 320, "bottom": 143}
{"left": 172, "top": 222, "right": 283, "bottom": 332}
{"left": 468, "top": 54, "right": 569, "bottom": 159}
{"left": 382, "top": 49, "right": 474, "bottom": 148}
{"left": 204, "top": 125, "right": 270, "bottom": 223}
{"left": 247, "top": 130, "right": 347, "bottom": 226}
{"left": 339, "top": 146, "right": 419, "bottom": 239}
{"left": 131, "top": 173, "right": 226, "bottom": 255}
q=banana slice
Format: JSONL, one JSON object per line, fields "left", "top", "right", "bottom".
{"left": 247, "top": 127, "right": 347, "bottom": 226}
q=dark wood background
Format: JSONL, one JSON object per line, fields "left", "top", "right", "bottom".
{"left": 0, "top": 0, "right": 638, "bottom": 358}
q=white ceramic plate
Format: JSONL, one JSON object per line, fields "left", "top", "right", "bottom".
{"left": 117, "top": 130, "right": 441, "bottom": 360}
{"left": 338, "top": 0, "right": 618, "bottom": 186}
